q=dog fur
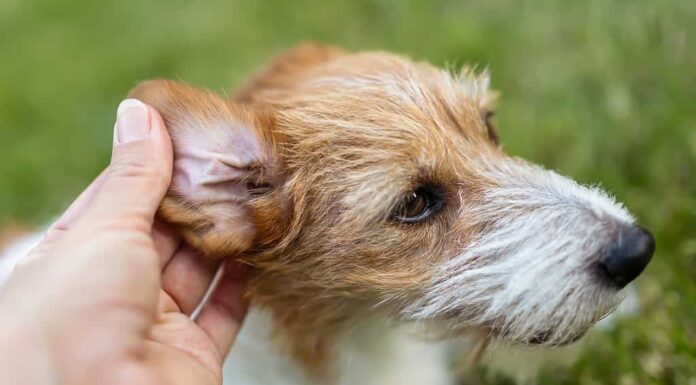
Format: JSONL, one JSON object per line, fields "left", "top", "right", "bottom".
{"left": 2, "top": 43, "right": 647, "bottom": 384}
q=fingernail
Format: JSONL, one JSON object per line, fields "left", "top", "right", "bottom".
{"left": 116, "top": 99, "right": 150, "bottom": 143}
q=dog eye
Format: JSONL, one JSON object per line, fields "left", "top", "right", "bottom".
{"left": 483, "top": 110, "right": 499, "bottom": 145}
{"left": 391, "top": 187, "right": 443, "bottom": 223}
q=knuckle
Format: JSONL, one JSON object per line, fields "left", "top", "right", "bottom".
{"left": 89, "top": 215, "right": 152, "bottom": 235}
{"left": 109, "top": 160, "right": 161, "bottom": 182}
{"left": 71, "top": 224, "right": 153, "bottom": 257}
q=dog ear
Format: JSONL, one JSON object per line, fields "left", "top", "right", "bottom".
{"left": 129, "top": 79, "right": 285, "bottom": 258}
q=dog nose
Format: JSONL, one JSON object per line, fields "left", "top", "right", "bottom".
{"left": 599, "top": 225, "right": 655, "bottom": 288}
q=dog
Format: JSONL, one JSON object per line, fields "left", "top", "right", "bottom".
{"left": 0, "top": 43, "right": 654, "bottom": 385}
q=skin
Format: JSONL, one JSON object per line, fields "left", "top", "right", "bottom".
{"left": 0, "top": 99, "right": 247, "bottom": 385}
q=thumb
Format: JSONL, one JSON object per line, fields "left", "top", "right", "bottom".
{"left": 81, "top": 99, "right": 173, "bottom": 227}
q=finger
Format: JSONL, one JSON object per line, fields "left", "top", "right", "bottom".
{"left": 161, "top": 246, "right": 219, "bottom": 315}
{"left": 194, "top": 261, "right": 249, "bottom": 357}
{"left": 80, "top": 99, "right": 173, "bottom": 226}
{"left": 151, "top": 219, "right": 181, "bottom": 268}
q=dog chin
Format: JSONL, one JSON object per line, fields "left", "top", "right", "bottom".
{"left": 499, "top": 302, "right": 621, "bottom": 347}
{"left": 431, "top": 295, "right": 622, "bottom": 347}
{"left": 474, "top": 324, "right": 590, "bottom": 348}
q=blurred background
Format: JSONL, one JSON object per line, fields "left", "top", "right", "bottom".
{"left": 0, "top": 0, "right": 694, "bottom": 383}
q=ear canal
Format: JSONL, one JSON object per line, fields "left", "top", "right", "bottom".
{"left": 128, "top": 79, "right": 282, "bottom": 258}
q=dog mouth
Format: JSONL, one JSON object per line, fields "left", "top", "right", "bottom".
{"left": 432, "top": 308, "right": 597, "bottom": 346}
{"left": 479, "top": 323, "right": 590, "bottom": 347}
{"left": 524, "top": 329, "right": 587, "bottom": 346}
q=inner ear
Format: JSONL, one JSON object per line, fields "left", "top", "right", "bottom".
{"left": 129, "top": 79, "right": 284, "bottom": 258}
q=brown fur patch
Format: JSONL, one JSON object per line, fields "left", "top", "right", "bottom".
{"left": 131, "top": 42, "right": 501, "bottom": 378}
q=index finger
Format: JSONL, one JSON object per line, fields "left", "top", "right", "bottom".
{"left": 194, "top": 261, "right": 249, "bottom": 358}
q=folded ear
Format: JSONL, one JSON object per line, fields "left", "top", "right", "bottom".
{"left": 129, "top": 79, "right": 285, "bottom": 258}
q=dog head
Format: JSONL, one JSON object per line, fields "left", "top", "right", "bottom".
{"left": 130, "top": 43, "right": 654, "bottom": 362}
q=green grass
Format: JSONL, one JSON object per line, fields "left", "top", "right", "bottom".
{"left": 1, "top": 0, "right": 694, "bottom": 383}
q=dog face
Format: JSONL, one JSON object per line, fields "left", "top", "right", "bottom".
{"left": 130, "top": 44, "right": 654, "bottom": 356}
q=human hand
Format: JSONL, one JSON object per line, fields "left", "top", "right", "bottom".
{"left": 0, "top": 99, "right": 247, "bottom": 385}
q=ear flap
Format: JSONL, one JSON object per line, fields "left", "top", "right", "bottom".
{"left": 129, "top": 80, "right": 284, "bottom": 258}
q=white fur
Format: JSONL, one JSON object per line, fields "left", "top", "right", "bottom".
{"left": 223, "top": 311, "right": 454, "bottom": 385}
{"left": 406, "top": 159, "right": 634, "bottom": 345}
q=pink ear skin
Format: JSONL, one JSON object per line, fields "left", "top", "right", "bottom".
{"left": 128, "top": 79, "right": 280, "bottom": 258}
{"left": 172, "top": 125, "right": 264, "bottom": 201}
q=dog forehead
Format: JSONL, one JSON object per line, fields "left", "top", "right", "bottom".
{"left": 279, "top": 53, "right": 497, "bottom": 169}
{"left": 271, "top": 54, "right": 506, "bottom": 224}
{"left": 316, "top": 54, "right": 490, "bottom": 132}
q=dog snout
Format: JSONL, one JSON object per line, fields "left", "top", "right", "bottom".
{"left": 599, "top": 225, "right": 655, "bottom": 288}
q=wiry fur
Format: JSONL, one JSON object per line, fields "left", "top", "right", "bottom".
{"left": 406, "top": 162, "right": 633, "bottom": 345}
{"left": 120, "top": 42, "right": 642, "bottom": 382}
